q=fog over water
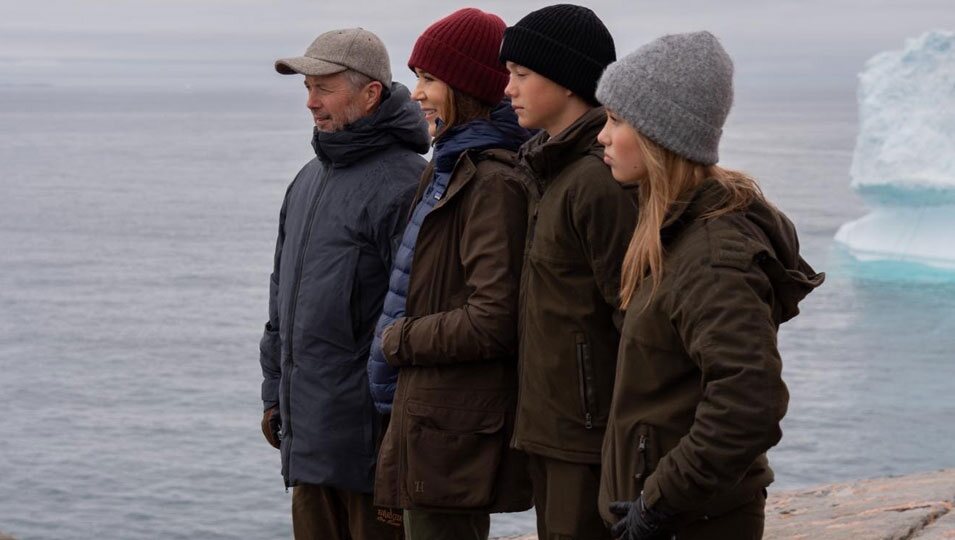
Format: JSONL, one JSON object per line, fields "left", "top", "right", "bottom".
{"left": 2, "top": 1, "right": 955, "bottom": 539}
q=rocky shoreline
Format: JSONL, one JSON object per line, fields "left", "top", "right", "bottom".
{"left": 3, "top": 470, "right": 952, "bottom": 539}
{"left": 496, "top": 469, "right": 955, "bottom": 540}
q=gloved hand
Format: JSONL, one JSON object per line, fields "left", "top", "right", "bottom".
{"left": 261, "top": 406, "right": 281, "bottom": 449}
{"left": 609, "top": 494, "right": 675, "bottom": 540}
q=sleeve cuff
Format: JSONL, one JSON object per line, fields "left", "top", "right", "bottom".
{"left": 382, "top": 318, "right": 409, "bottom": 367}
{"left": 261, "top": 378, "right": 280, "bottom": 408}
{"left": 642, "top": 475, "right": 663, "bottom": 508}
{"left": 643, "top": 470, "right": 693, "bottom": 514}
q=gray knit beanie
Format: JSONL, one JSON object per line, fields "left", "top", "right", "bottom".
{"left": 596, "top": 31, "right": 733, "bottom": 165}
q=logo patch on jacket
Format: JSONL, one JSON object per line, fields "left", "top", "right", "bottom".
{"left": 376, "top": 508, "right": 403, "bottom": 528}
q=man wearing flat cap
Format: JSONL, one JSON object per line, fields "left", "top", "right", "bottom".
{"left": 258, "top": 28, "right": 429, "bottom": 539}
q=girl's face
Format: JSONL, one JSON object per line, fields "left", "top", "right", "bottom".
{"left": 411, "top": 68, "right": 451, "bottom": 137}
{"left": 597, "top": 109, "right": 647, "bottom": 185}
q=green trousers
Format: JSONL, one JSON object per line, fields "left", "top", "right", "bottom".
{"left": 403, "top": 509, "right": 490, "bottom": 540}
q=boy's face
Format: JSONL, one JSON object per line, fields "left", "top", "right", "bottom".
{"left": 504, "top": 61, "right": 572, "bottom": 134}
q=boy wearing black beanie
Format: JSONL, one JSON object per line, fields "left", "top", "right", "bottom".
{"left": 500, "top": 5, "right": 637, "bottom": 539}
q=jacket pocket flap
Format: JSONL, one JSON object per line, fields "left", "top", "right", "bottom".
{"left": 406, "top": 401, "right": 505, "bottom": 434}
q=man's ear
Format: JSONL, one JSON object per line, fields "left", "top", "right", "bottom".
{"left": 364, "top": 81, "right": 384, "bottom": 113}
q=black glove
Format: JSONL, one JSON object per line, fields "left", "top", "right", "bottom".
{"left": 261, "top": 406, "right": 281, "bottom": 449}
{"left": 609, "top": 494, "right": 675, "bottom": 540}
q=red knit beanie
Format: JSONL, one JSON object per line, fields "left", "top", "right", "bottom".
{"left": 407, "top": 8, "right": 508, "bottom": 106}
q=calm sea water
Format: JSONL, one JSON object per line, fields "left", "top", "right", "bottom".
{"left": 1, "top": 73, "right": 954, "bottom": 539}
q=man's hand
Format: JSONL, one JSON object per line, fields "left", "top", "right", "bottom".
{"left": 261, "top": 406, "right": 281, "bottom": 449}
{"left": 609, "top": 494, "right": 675, "bottom": 540}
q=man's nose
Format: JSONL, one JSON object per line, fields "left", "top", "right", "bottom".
{"left": 307, "top": 92, "right": 321, "bottom": 109}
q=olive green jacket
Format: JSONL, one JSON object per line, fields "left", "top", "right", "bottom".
{"left": 599, "top": 179, "right": 824, "bottom": 524}
{"left": 513, "top": 107, "right": 638, "bottom": 463}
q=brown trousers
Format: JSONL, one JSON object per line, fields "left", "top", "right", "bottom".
{"left": 527, "top": 453, "right": 611, "bottom": 540}
{"left": 292, "top": 483, "right": 404, "bottom": 540}
{"left": 673, "top": 490, "right": 766, "bottom": 540}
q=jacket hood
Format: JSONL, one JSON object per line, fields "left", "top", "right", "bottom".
{"left": 519, "top": 106, "right": 606, "bottom": 183}
{"left": 313, "top": 82, "right": 431, "bottom": 167}
{"left": 433, "top": 99, "right": 532, "bottom": 173}
{"left": 666, "top": 179, "right": 825, "bottom": 323}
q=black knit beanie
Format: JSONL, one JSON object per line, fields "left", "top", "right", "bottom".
{"left": 499, "top": 4, "right": 616, "bottom": 106}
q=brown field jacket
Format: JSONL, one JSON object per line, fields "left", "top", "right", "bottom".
{"left": 598, "top": 179, "right": 824, "bottom": 524}
{"left": 374, "top": 149, "right": 532, "bottom": 513}
{"left": 512, "top": 107, "right": 638, "bottom": 463}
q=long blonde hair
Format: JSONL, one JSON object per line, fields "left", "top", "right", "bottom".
{"left": 619, "top": 132, "right": 764, "bottom": 309}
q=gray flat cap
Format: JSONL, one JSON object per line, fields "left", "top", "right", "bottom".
{"left": 275, "top": 28, "right": 392, "bottom": 86}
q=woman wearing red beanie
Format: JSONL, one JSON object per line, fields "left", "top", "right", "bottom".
{"left": 370, "top": 7, "right": 533, "bottom": 540}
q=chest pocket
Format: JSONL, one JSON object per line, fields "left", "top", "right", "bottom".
{"left": 528, "top": 194, "right": 587, "bottom": 267}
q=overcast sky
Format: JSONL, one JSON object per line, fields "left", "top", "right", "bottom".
{"left": 2, "top": 0, "right": 954, "bottom": 92}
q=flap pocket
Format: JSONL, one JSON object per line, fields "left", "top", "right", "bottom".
{"left": 406, "top": 401, "right": 505, "bottom": 434}
{"left": 404, "top": 401, "right": 506, "bottom": 509}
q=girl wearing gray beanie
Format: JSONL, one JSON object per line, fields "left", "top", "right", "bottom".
{"left": 594, "top": 32, "right": 824, "bottom": 540}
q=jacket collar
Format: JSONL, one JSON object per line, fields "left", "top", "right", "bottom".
{"left": 410, "top": 104, "right": 528, "bottom": 213}
{"left": 658, "top": 179, "right": 721, "bottom": 242}
{"left": 434, "top": 100, "right": 529, "bottom": 173}
{"left": 518, "top": 106, "right": 607, "bottom": 187}
{"left": 411, "top": 149, "right": 519, "bottom": 215}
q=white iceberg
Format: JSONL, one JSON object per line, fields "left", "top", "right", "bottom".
{"left": 836, "top": 30, "right": 955, "bottom": 269}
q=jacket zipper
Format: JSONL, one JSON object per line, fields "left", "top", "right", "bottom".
{"left": 575, "top": 334, "right": 595, "bottom": 429}
{"left": 634, "top": 433, "right": 648, "bottom": 482}
{"left": 517, "top": 159, "right": 541, "bottom": 256}
{"left": 281, "top": 167, "right": 332, "bottom": 488}
{"left": 512, "top": 190, "right": 540, "bottom": 448}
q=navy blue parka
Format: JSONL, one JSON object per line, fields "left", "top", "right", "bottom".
{"left": 259, "top": 83, "right": 429, "bottom": 492}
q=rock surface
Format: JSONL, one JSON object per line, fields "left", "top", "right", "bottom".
{"left": 766, "top": 469, "right": 955, "bottom": 539}
{"left": 495, "top": 469, "right": 955, "bottom": 540}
